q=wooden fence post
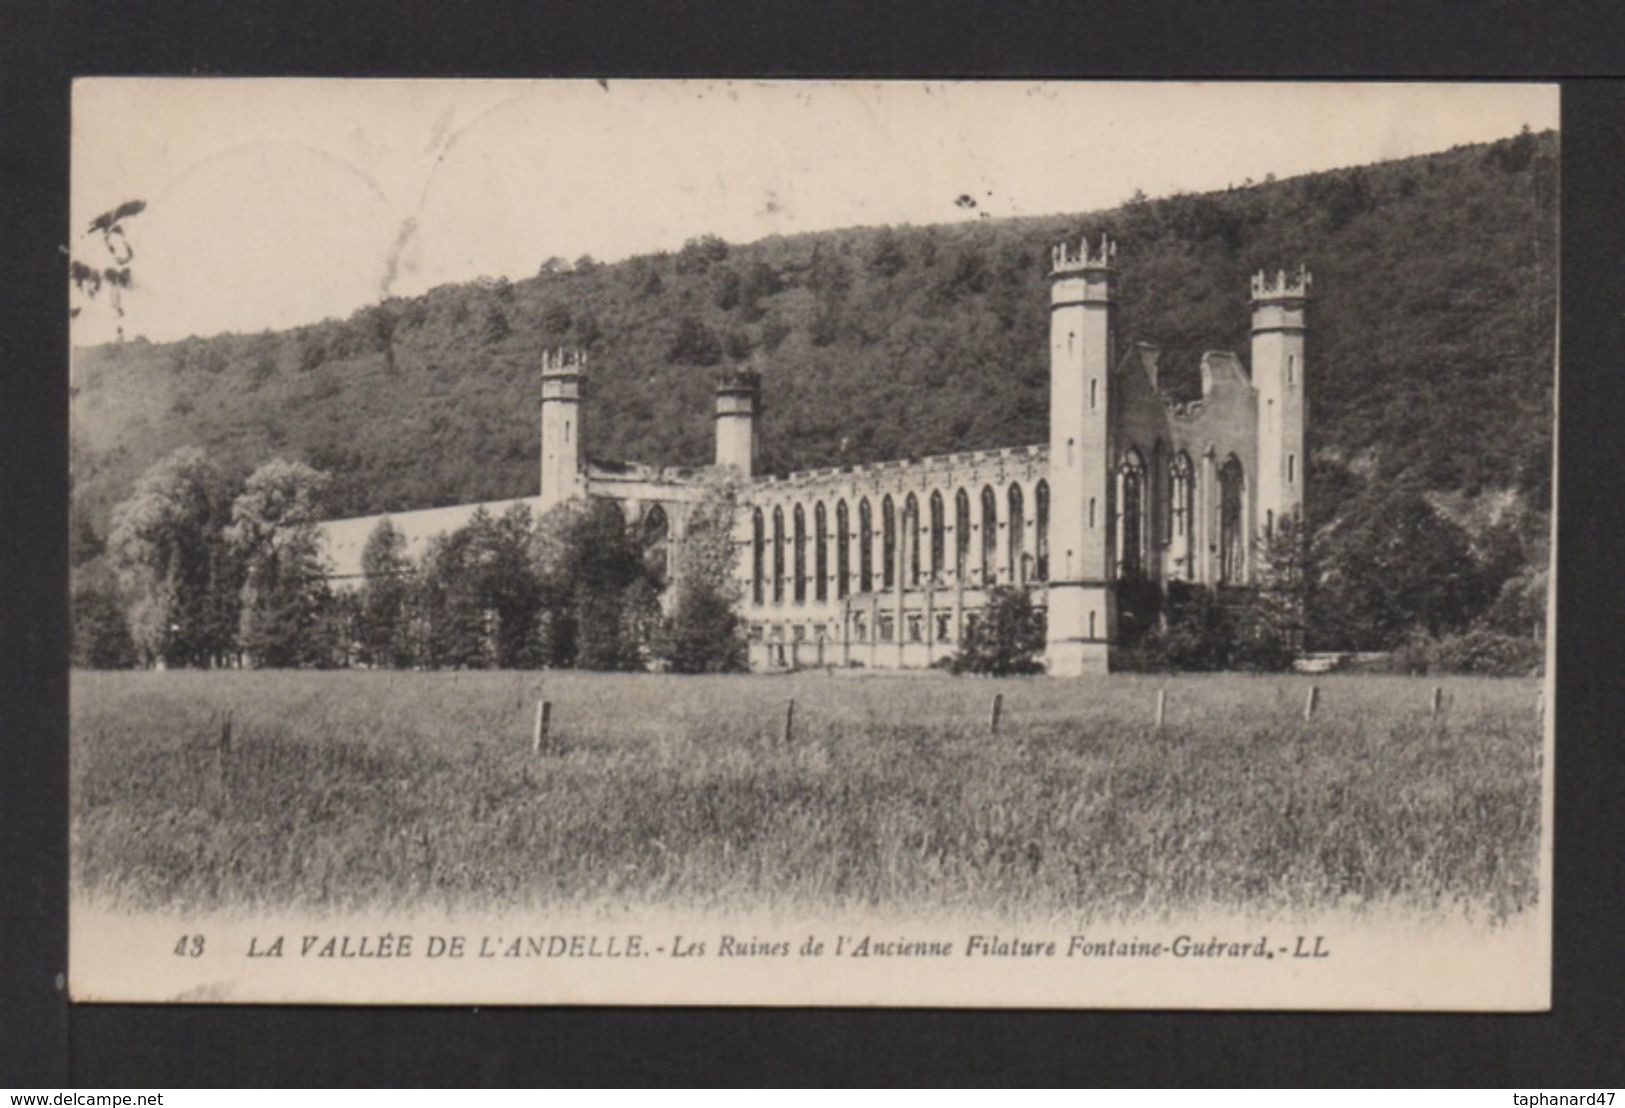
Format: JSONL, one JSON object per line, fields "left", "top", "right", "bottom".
{"left": 219, "top": 709, "right": 233, "bottom": 754}
{"left": 1303, "top": 685, "right": 1319, "bottom": 722}
{"left": 1154, "top": 688, "right": 1167, "bottom": 730}
{"left": 1430, "top": 686, "right": 1443, "bottom": 716}
{"left": 989, "top": 692, "right": 1003, "bottom": 735}
{"left": 783, "top": 699, "right": 796, "bottom": 744}
{"left": 532, "top": 700, "right": 551, "bottom": 755}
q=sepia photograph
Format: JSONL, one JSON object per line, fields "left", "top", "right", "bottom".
{"left": 66, "top": 79, "right": 1557, "bottom": 1008}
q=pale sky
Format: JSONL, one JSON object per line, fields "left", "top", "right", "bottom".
{"left": 70, "top": 80, "right": 1558, "bottom": 345}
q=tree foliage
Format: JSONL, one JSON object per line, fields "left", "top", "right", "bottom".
{"left": 357, "top": 517, "right": 415, "bottom": 667}
{"left": 228, "top": 459, "right": 333, "bottom": 667}
{"left": 660, "top": 475, "right": 748, "bottom": 673}
{"left": 1313, "top": 489, "right": 1490, "bottom": 651}
{"left": 951, "top": 586, "right": 1045, "bottom": 675}
{"left": 1233, "top": 510, "right": 1310, "bottom": 670}
{"left": 106, "top": 446, "right": 234, "bottom": 666}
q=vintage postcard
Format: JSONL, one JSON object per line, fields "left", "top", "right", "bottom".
{"left": 68, "top": 79, "right": 1556, "bottom": 1008}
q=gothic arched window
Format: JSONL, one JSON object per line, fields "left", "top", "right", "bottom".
{"left": 1218, "top": 455, "right": 1246, "bottom": 585}
{"left": 955, "top": 489, "right": 971, "bottom": 582}
{"left": 836, "top": 500, "right": 851, "bottom": 599}
{"left": 904, "top": 493, "right": 921, "bottom": 587}
{"left": 814, "top": 501, "right": 828, "bottom": 602}
{"left": 751, "top": 507, "right": 765, "bottom": 605}
{"left": 1034, "top": 480, "right": 1050, "bottom": 582}
{"left": 1152, "top": 440, "right": 1167, "bottom": 544}
{"left": 980, "top": 485, "right": 998, "bottom": 585}
{"left": 882, "top": 495, "right": 897, "bottom": 590}
{"left": 858, "top": 498, "right": 874, "bottom": 593}
{"left": 793, "top": 503, "right": 807, "bottom": 604}
{"left": 1008, "top": 482, "right": 1027, "bottom": 584}
{"left": 772, "top": 506, "right": 786, "bottom": 603}
{"left": 640, "top": 504, "right": 670, "bottom": 590}
{"left": 929, "top": 490, "right": 945, "bottom": 581}
{"left": 1170, "top": 452, "right": 1194, "bottom": 580}
{"left": 1119, "top": 449, "right": 1146, "bottom": 580}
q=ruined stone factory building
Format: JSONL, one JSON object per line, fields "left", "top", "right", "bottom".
{"left": 321, "top": 236, "right": 1310, "bottom": 673}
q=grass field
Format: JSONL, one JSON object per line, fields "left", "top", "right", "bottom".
{"left": 70, "top": 670, "right": 1544, "bottom": 922}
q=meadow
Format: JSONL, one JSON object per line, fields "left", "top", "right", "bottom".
{"left": 70, "top": 670, "right": 1544, "bottom": 922}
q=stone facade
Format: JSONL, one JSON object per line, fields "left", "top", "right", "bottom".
{"left": 319, "top": 238, "right": 1309, "bottom": 674}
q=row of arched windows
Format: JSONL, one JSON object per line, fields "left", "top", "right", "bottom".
{"left": 750, "top": 481, "right": 1050, "bottom": 606}
{"left": 747, "top": 446, "right": 1250, "bottom": 604}
{"left": 1114, "top": 446, "right": 1247, "bottom": 586}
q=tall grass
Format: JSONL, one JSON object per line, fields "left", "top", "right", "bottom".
{"left": 70, "top": 670, "right": 1543, "bottom": 922}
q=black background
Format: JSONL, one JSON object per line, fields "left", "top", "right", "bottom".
{"left": 4, "top": 1, "right": 1623, "bottom": 1086}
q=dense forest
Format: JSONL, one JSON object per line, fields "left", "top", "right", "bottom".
{"left": 71, "top": 129, "right": 1556, "bottom": 658}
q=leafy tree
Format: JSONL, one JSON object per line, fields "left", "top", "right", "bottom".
{"left": 667, "top": 315, "right": 722, "bottom": 365}
{"left": 481, "top": 304, "right": 511, "bottom": 345}
{"left": 357, "top": 517, "right": 416, "bottom": 667}
{"left": 70, "top": 508, "right": 105, "bottom": 567}
{"left": 951, "top": 586, "right": 1045, "bottom": 675}
{"left": 228, "top": 459, "right": 333, "bottom": 667}
{"left": 467, "top": 504, "right": 545, "bottom": 667}
{"left": 1315, "top": 489, "right": 1487, "bottom": 650}
{"left": 539, "top": 302, "right": 573, "bottom": 334}
{"left": 410, "top": 505, "right": 543, "bottom": 669}
{"left": 536, "top": 497, "right": 658, "bottom": 670}
{"left": 71, "top": 586, "right": 138, "bottom": 668}
{"left": 356, "top": 303, "right": 397, "bottom": 373}
{"left": 1487, "top": 124, "right": 1538, "bottom": 173}
{"left": 297, "top": 335, "right": 326, "bottom": 373}
{"left": 630, "top": 258, "right": 664, "bottom": 298}
{"left": 806, "top": 247, "right": 852, "bottom": 301}
{"left": 676, "top": 234, "right": 729, "bottom": 274}
{"left": 737, "top": 260, "right": 783, "bottom": 320}
{"left": 660, "top": 475, "right": 747, "bottom": 673}
{"left": 661, "top": 585, "right": 746, "bottom": 673}
{"left": 1232, "top": 511, "right": 1309, "bottom": 671}
{"left": 416, "top": 526, "right": 489, "bottom": 668}
{"left": 107, "top": 446, "right": 231, "bottom": 666}
{"left": 714, "top": 267, "right": 742, "bottom": 311}
{"left": 868, "top": 226, "right": 907, "bottom": 277}
{"left": 809, "top": 301, "right": 844, "bottom": 347}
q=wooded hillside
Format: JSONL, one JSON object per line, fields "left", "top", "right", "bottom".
{"left": 71, "top": 129, "right": 1556, "bottom": 654}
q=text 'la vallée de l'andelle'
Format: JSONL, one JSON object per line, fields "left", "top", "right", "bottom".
{"left": 237, "top": 932, "right": 1331, "bottom": 961}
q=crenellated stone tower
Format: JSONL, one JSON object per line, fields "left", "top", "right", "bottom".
{"left": 1045, "top": 234, "right": 1118, "bottom": 676}
{"left": 1250, "top": 266, "right": 1310, "bottom": 538}
{"left": 539, "top": 347, "right": 588, "bottom": 513}
{"left": 714, "top": 368, "right": 761, "bottom": 476}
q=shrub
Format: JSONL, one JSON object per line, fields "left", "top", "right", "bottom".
{"left": 1117, "top": 583, "right": 1234, "bottom": 672}
{"left": 1390, "top": 629, "right": 1543, "bottom": 677}
{"left": 950, "top": 586, "right": 1045, "bottom": 675}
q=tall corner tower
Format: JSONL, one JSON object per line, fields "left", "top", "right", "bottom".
{"left": 714, "top": 368, "right": 761, "bottom": 476}
{"left": 1250, "top": 266, "right": 1310, "bottom": 540}
{"left": 1045, "top": 233, "right": 1119, "bottom": 676}
{"left": 539, "top": 347, "right": 588, "bottom": 512}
